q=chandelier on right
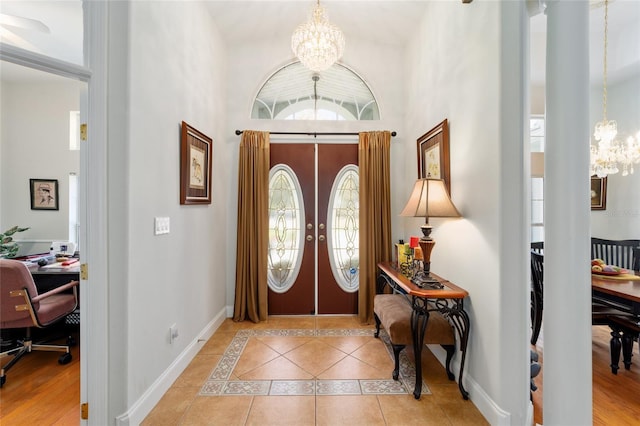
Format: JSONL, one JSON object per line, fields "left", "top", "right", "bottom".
{"left": 590, "top": 0, "right": 640, "bottom": 178}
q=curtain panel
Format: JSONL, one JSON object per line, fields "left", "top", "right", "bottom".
{"left": 358, "top": 131, "right": 392, "bottom": 324}
{"left": 233, "top": 131, "right": 270, "bottom": 323}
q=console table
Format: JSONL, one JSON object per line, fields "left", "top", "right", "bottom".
{"left": 377, "top": 262, "right": 470, "bottom": 399}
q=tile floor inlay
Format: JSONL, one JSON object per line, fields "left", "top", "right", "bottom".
{"left": 199, "top": 329, "right": 430, "bottom": 396}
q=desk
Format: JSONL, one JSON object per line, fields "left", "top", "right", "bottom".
{"left": 27, "top": 263, "right": 80, "bottom": 292}
{"left": 377, "top": 262, "right": 470, "bottom": 399}
{"left": 592, "top": 273, "right": 640, "bottom": 372}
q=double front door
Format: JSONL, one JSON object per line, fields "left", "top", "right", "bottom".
{"left": 268, "top": 143, "right": 359, "bottom": 315}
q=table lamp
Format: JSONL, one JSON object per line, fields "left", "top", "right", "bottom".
{"left": 400, "top": 178, "right": 461, "bottom": 286}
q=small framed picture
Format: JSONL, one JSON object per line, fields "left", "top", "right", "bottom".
{"left": 590, "top": 176, "right": 607, "bottom": 210}
{"left": 417, "top": 119, "right": 451, "bottom": 194}
{"left": 180, "top": 121, "right": 212, "bottom": 205}
{"left": 30, "top": 179, "right": 59, "bottom": 210}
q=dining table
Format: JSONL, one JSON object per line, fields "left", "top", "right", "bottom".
{"left": 591, "top": 270, "right": 640, "bottom": 373}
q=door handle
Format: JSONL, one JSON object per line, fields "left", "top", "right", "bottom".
{"left": 307, "top": 223, "right": 313, "bottom": 230}
{"left": 319, "top": 223, "right": 325, "bottom": 230}
{"left": 318, "top": 235, "right": 326, "bottom": 242}
{"left": 306, "top": 235, "right": 314, "bottom": 242}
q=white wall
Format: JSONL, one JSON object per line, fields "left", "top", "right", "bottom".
{"left": 104, "top": 1, "right": 228, "bottom": 418}
{"left": 590, "top": 73, "right": 640, "bottom": 238}
{"left": 404, "top": 1, "right": 529, "bottom": 423}
{"left": 0, "top": 78, "right": 82, "bottom": 254}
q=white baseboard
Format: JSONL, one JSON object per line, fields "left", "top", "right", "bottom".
{"left": 427, "top": 344, "right": 511, "bottom": 425}
{"left": 115, "top": 307, "right": 227, "bottom": 426}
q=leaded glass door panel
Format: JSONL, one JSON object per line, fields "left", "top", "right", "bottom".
{"left": 317, "top": 144, "right": 358, "bottom": 314}
{"left": 268, "top": 143, "right": 358, "bottom": 315}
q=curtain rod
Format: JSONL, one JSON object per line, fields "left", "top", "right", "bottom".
{"left": 234, "top": 130, "right": 397, "bottom": 137}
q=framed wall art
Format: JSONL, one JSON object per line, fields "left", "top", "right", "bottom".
{"left": 180, "top": 121, "right": 212, "bottom": 205}
{"left": 30, "top": 178, "right": 59, "bottom": 210}
{"left": 590, "top": 176, "right": 607, "bottom": 210}
{"left": 417, "top": 118, "right": 451, "bottom": 194}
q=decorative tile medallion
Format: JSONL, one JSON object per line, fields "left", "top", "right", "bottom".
{"left": 199, "top": 328, "right": 430, "bottom": 396}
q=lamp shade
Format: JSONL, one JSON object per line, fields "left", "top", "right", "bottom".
{"left": 400, "top": 179, "right": 461, "bottom": 219}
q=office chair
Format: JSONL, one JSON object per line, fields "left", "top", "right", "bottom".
{"left": 0, "top": 259, "right": 78, "bottom": 387}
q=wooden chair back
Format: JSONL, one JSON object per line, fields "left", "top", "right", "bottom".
{"left": 591, "top": 238, "right": 640, "bottom": 270}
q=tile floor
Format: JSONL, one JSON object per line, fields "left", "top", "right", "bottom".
{"left": 142, "top": 316, "right": 487, "bottom": 425}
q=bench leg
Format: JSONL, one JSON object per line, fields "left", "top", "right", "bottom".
{"left": 374, "top": 313, "right": 381, "bottom": 338}
{"left": 442, "top": 344, "right": 455, "bottom": 381}
{"left": 391, "top": 344, "right": 405, "bottom": 381}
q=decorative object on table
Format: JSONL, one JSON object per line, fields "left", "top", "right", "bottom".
{"left": 400, "top": 178, "right": 461, "bottom": 287}
{"left": 180, "top": 121, "right": 212, "bottom": 205}
{"left": 0, "top": 226, "right": 30, "bottom": 258}
{"left": 399, "top": 243, "right": 415, "bottom": 278}
{"left": 29, "top": 178, "right": 58, "bottom": 210}
{"left": 417, "top": 119, "right": 451, "bottom": 194}
{"left": 291, "top": 0, "right": 345, "bottom": 72}
{"left": 590, "top": 0, "right": 640, "bottom": 178}
{"left": 590, "top": 176, "right": 607, "bottom": 210}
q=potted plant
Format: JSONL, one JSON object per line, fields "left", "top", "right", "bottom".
{"left": 0, "top": 226, "right": 30, "bottom": 258}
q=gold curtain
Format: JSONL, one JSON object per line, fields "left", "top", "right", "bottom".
{"left": 233, "top": 131, "right": 270, "bottom": 323}
{"left": 358, "top": 131, "right": 392, "bottom": 324}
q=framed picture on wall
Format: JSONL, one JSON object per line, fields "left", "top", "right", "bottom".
{"left": 417, "top": 118, "right": 451, "bottom": 194}
{"left": 30, "top": 178, "right": 59, "bottom": 210}
{"left": 180, "top": 121, "right": 212, "bottom": 205}
{"left": 590, "top": 176, "right": 607, "bottom": 210}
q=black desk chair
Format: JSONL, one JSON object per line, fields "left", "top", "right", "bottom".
{"left": 0, "top": 259, "right": 78, "bottom": 387}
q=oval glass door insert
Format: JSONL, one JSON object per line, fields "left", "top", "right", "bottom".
{"left": 267, "top": 164, "right": 305, "bottom": 293}
{"left": 327, "top": 165, "right": 359, "bottom": 292}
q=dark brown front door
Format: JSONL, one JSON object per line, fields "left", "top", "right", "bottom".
{"left": 268, "top": 143, "right": 358, "bottom": 315}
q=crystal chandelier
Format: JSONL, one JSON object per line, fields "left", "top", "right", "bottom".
{"left": 291, "top": 0, "right": 345, "bottom": 72}
{"left": 590, "top": 0, "right": 640, "bottom": 178}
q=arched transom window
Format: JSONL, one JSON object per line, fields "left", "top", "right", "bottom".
{"left": 252, "top": 61, "right": 379, "bottom": 121}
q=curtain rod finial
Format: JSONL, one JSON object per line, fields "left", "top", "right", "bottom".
{"left": 235, "top": 130, "right": 242, "bottom": 135}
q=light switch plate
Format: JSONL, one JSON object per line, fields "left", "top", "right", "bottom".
{"left": 154, "top": 217, "right": 170, "bottom": 235}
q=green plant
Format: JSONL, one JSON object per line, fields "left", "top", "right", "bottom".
{"left": 0, "top": 226, "right": 30, "bottom": 258}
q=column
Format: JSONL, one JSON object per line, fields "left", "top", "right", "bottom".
{"left": 544, "top": 1, "right": 592, "bottom": 424}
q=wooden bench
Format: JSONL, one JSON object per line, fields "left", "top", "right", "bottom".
{"left": 373, "top": 292, "right": 456, "bottom": 382}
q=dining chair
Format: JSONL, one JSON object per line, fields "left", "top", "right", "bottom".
{"left": 530, "top": 250, "right": 544, "bottom": 345}
{"left": 531, "top": 241, "right": 544, "bottom": 254}
{"left": 591, "top": 237, "right": 640, "bottom": 270}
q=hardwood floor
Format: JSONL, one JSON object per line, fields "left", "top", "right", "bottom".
{"left": 532, "top": 325, "right": 640, "bottom": 425}
{"left": 0, "top": 328, "right": 80, "bottom": 425}
{"left": 1, "top": 324, "right": 638, "bottom": 425}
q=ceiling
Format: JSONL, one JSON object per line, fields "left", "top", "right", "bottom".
{"left": 1, "top": 0, "right": 639, "bottom": 87}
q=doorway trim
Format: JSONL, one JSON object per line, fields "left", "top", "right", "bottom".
{"left": 3, "top": 1, "right": 111, "bottom": 423}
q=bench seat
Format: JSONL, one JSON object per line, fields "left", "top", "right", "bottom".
{"left": 374, "top": 293, "right": 456, "bottom": 381}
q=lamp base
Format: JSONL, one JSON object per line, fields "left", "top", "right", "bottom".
{"left": 412, "top": 272, "right": 444, "bottom": 289}
{"left": 415, "top": 236, "right": 443, "bottom": 288}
